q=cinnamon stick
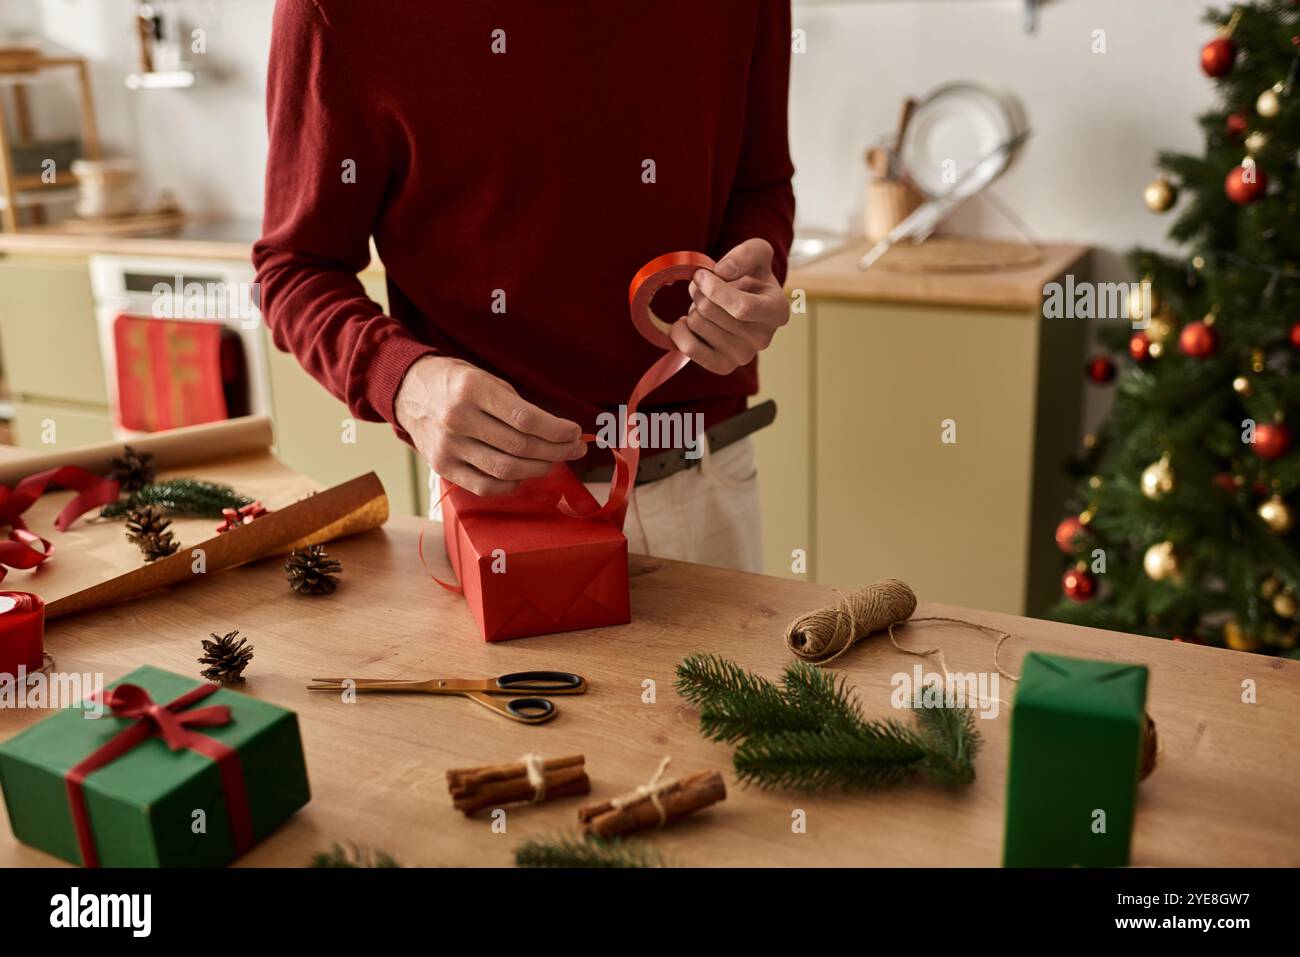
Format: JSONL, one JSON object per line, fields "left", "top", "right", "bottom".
{"left": 578, "top": 769, "right": 726, "bottom": 839}
{"left": 446, "top": 753, "right": 584, "bottom": 792}
{"left": 446, "top": 754, "right": 589, "bottom": 816}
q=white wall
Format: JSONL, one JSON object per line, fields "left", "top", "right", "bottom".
{"left": 7, "top": 0, "right": 1212, "bottom": 276}
{"left": 791, "top": 0, "right": 1212, "bottom": 283}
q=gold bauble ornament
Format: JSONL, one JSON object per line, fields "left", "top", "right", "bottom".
{"left": 1244, "top": 130, "right": 1268, "bottom": 155}
{"left": 1257, "top": 495, "right": 1294, "bottom": 534}
{"left": 1127, "top": 283, "right": 1160, "bottom": 321}
{"left": 1140, "top": 454, "right": 1176, "bottom": 500}
{"left": 1146, "top": 313, "right": 1174, "bottom": 344}
{"left": 1143, "top": 541, "right": 1180, "bottom": 581}
{"left": 1233, "top": 375, "right": 1253, "bottom": 396}
{"left": 1223, "top": 620, "right": 1261, "bottom": 652}
{"left": 1273, "top": 591, "right": 1298, "bottom": 619}
{"left": 1143, "top": 175, "right": 1177, "bottom": 212}
{"left": 1088, "top": 475, "right": 1103, "bottom": 491}
{"left": 1256, "top": 84, "right": 1283, "bottom": 119}
{"left": 1261, "top": 576, "right": 1281, "bottom": 599}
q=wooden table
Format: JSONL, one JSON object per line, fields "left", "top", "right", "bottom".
{"left": 3, "top": 516, "right": 1298, "bottom": 867}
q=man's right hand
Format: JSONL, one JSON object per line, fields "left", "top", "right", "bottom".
{"left": 396, "top": 355, "right": 587, "bottom": 496}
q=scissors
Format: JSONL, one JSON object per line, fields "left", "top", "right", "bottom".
{"left": 306, "top": 671, "right": 587, "bottom": 724}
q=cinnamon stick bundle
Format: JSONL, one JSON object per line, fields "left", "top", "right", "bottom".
{"left": 578, "top": 769, "right": 725, "bottom": 839}
{"left": 447, "top": 754, "right": 589, "bottom": 816}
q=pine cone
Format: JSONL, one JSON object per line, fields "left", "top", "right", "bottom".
{"left": 199, "top": 630, "right": 254, "bottom": 684}
{"left": 285, "top": 545, "right": 343, "bottom": 595}
{"left": 109, "top": 445, "right": 157, "bottom": 493}
{"left": 125, "top": 505, "right": 178, "bottom": 562}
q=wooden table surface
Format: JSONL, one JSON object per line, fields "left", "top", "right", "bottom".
{"left": 3, "top": 516, "right": 1298, "bottom": 867}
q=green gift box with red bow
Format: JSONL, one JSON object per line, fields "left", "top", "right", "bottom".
{"left": 0, "top": 665, "right": 310, "bottom": 867}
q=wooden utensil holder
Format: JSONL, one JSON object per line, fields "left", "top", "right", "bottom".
{"left": 864, "top": 178, "right": 924, "bottom": 242}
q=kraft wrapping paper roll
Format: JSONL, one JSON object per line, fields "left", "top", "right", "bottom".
{"left": 0, "top": 591, "right": 45, "bottom": 676}
{"left": 0, "top": 416, "right": 388, "bottom": 619}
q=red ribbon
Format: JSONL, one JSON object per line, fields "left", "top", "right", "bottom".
{"left": 0, "top": 466, "right": 121, "bottom": 583}
{"left": 216, "top": 500, "right": 268, "bottom": 534}
{"left": 64, "top": 682, "right": 254, "bottom": 868}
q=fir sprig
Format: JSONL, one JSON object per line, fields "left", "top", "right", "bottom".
{"left": 676, "top": 655, "right": 980, "bottom": 791}
{"left": 100, "top": 478, "right": 253, "bottom": 519}
{"left": 514, "top": 832, "right": 670, "bottom": 868}
{"left": 309, "top": 842, "right": 400, "bottom": 868}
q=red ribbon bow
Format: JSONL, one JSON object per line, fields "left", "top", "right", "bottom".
{"left": 64, "top": 682, "right": 254, "bottom": 867}
{"left": 217, "top": 500, "right": 268, "bottom": 534}
{"left": 0, "top": 466, "right": 121, "bottom": 583}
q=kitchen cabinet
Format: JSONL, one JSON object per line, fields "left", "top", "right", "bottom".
{"left": 0, "top": 255, "right": 112, "bottom": 450}
{"left": 757, "top": 239, "right": 1090, "bottom": 617}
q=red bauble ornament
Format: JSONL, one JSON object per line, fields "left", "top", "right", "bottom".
{"left": 1178, "top": 320, "right": 1218, "bottom": 357}
{"left": 1289, "top": 320, "right": 1300, "bottom": 349}
{"left": 1225, "top": 112, "right": 1249, "bottom": 139}
{"left": 1200, "top": 36, "right": 1237, "bottom": 77}
{"left": 1252, "top": 423, "right": 1292, "bottom": 461}
{"left": 1062, "top": 566, "right": 1097, "bottom": 602}
{"left": 1055, "top": 516, "right": 1087, "bottom": 554}
{"left": 1085, "top": 355, "right": 1116, "bottom": 383}
{"left": 1225, "top": 164, "right": 1268, "bottom": 205}
{"left": 1128, "top": 332, "right": 1152, "bottom": 363}
{"left": 1212, "top": 472, "right": 1239, "bottom": 494}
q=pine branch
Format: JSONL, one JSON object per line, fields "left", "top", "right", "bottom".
{"left": 309, "top": 842, "right": 400, "bottom": 868}
{"left": 514, "top": 833, "right": 670, "bottom": 868}
{"left": 732, "top": 724, "right": 931, "bottom": 791}
{"left": 100, "top": 478, "right": 253, "bottom": 519}
{"left": 675, "top": 656, "right": 980, "bottom": 791}
{"left": 677, "top": 654, "right": 823, "bottom": 742}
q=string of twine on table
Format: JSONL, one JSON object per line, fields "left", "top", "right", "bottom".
{"left": 782, "top": 578, "right": 1160, "bottom": 778}
{"left": 784, "top": 578, "right": 1020, "bottom": 683}
{"left": 609, "top": 755, "right": 673, "bottom": 826}
{"left": 522, "top": 752, "right": 547, "bottom": 804}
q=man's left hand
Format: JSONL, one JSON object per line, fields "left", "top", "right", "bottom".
{"left": 670, "top": 237, "right": 790, "bottom": 375}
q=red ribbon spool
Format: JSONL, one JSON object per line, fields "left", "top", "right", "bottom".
{"left": 0, "top": 591, "right": 45, "bottom": 677}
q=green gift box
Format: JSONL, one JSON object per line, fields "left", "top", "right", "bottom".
{"left": 1003, "top": 652, "right": 1148, "bottom": 868}
{"left": 0, "top": 666, "right": 310, "bottom": 867}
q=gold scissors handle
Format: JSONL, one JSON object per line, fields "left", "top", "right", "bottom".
{"left": 460, "top": 691, "right": 557, "bottom": 724}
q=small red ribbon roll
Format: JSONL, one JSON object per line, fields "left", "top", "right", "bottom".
{"left": 0, "top": 591, "right": 45, "bottom": 677}
{"left": 628, "top": 251, "right": 717, "bottom": 350}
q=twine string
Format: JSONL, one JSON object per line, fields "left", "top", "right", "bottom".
{"left": 522, "top": 752, "right": 547, "bottom": 804}
{"left": 609, "top": 755, "right": 673, "bottom": 826}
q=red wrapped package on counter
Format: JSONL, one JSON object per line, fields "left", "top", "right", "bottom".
{"left": 440, "top": 466, "right": 630, "bottom": 641}
{"left": 434, "top": 252, "right": 714, "bottom": 642}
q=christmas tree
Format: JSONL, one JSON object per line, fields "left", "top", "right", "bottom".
{"left": 1051, "top": 2, "right": 1300, "bottom": 657}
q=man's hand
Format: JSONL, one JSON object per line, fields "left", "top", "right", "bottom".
{"left": 396, "top": 355, "right": 587, "bottom": 496}
{"left": 671, "top": 237, "right": 790, "bottom": 375}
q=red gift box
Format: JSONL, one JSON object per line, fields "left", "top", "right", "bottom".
{"left": 440, "top": 464, "right": 630, "bottom": 641}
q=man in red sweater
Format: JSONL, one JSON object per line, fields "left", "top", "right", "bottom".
{"left": 254, "top": 1, "right": 795, "bottom": 572}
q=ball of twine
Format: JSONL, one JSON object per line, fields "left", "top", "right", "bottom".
{"left": 784, "top": 578, "right": 918, "bottom": 665}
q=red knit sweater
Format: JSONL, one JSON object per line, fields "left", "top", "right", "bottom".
{"left": 253, "top": 0, "right": 795, "bottom": 439}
